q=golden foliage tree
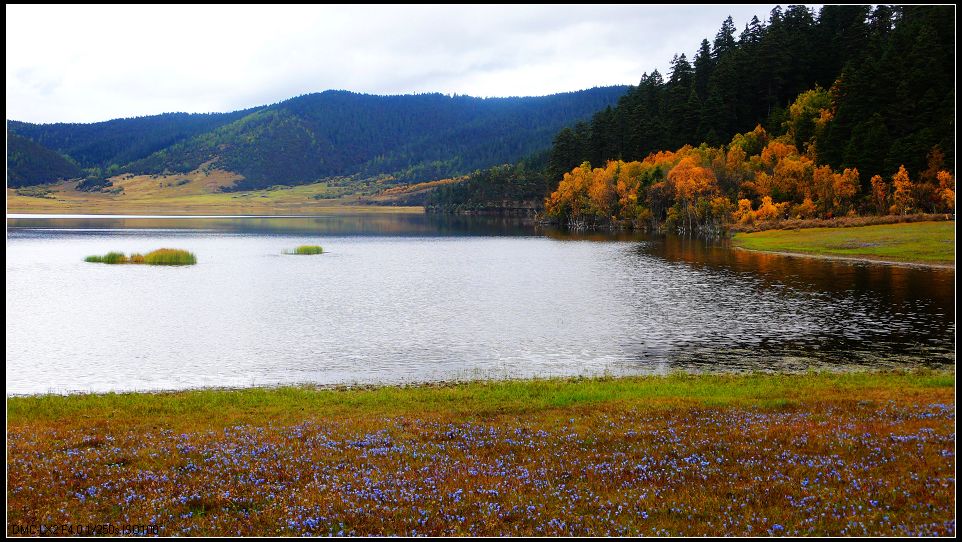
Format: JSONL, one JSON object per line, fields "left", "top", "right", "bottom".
{"left": 870, "top": 174, "right": 889, "bottom": 215}
{"left": 891, "top": 165, "right": 915, "bottom": 215}
{"left": 732, "top": 198, "right": 755, "bottom": 224}
{"left": 832, "top": 167, "right": 860, "bottom": 215}
{"left": 668, "top": 156, "right": 718, "bottom": 231}
{"left": 544, "top": 117, "right": 944, "bottom": 232}
{"left": 754, "top": 196, "right": 786, "bottom": 221}
{"left": 937, "top": 170, "right": 955, "bottom": 212}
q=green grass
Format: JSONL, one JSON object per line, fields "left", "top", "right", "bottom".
{"left": 286, "top": 245, "right": 324, "bottom": 255}
{"left": 84, "top": 249, "right": 196, "bottom": 265}
{"left": 732, "top": 220, "right": 955, "bottom": 264}
{"left": 8, "top": 370, "right": 952, "bottom": 426}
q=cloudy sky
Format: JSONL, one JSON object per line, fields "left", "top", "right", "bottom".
{"left": 7, "top": 4, "right": 784, "bottom": 123}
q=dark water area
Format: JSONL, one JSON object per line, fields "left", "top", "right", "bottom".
{"left": 6, "top": 214, "right": 955, "bottom": 394}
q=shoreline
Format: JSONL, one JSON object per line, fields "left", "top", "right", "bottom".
{"left": 9, "top": 368, "right": 953, "bottom": 419}
{"left": 732, "top": 245, "right": 956, "bottom": 269}
{"left": 6, "top": 366, "right": 955, "bottom": 399}
{"left": 731, "top": 220, "right": 955, "bottom": 268}
{"left": 5, "top": 208, "right": 425, "bottom": 218}
{"left": 6, "top": 212, "right": 422, "bottom": 219}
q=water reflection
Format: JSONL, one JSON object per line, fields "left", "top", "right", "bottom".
{"left": 7, "top": 214, "right": 537, "bottom": 237}
{"left": 618, "top": 235, "right": 955, "bottom": 372}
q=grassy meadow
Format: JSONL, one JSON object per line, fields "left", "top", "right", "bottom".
{"left": 5, "top": 168, "right": 428, "bottom": 216}
{"left": 7, "top": 371, "right": 955, "bottom": 536}
{"left": 732, "top": 221, "right": 955, "bottom": 265}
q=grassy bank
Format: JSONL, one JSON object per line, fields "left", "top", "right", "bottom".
{"left": 7, "top": 371, "right": 955, "bottom": 536}
{"left": 732, "top": 221, "right": 955, "bottom": 265}
{"left": 5, "top": 172, "right": 425, "bottom": 216}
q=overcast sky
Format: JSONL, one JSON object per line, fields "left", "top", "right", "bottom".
{"left": 7, "top": 4, "right": 788, "bottom": 124}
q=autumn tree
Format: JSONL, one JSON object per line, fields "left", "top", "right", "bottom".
{"left": 668, "top": 156, "right": 718, "bottom": 231}
{"left": 791, "top": 197, "right": 818, "bottom": 219}
{"left": 772, "top": 155, "right": 814, "bottom": 202}
{"left": 937, "top": 170, "right": 955, "bottom": 212}
{"left": 587, "top": 162, "right": 618, "bottom": 219}
{"left": 812, "top": 165, "right": 836, "bottom": 216}
{"left": 732, "top": 198, "right": 755, "bottom": 224}
{"left": 545, "top": 162, "right": 593, "bottom": 223}
{"left": 870, "top": 174, "right": 889, "bottom": 214}
{"left": 832, "top": 167, "right": 860, "bottom": 214}
{"left": 755, "top": 196, "right": 786, "bottom": 221}
{"left": 891, "top": 165, "right": 915, "bottom": 215}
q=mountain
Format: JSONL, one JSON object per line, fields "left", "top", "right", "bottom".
{"left": 8, "top": 110, "right": 255, "bottom": 173}
{"left": 6, "top": 133, "right": 82, "bottom": 187}
{"left": 7, "top": 87, "right": 629, "bottom": 189}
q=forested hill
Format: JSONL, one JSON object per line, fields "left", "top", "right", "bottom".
{"left": 434, "top": 5, "right": 955, "bottom": 224}
{"left": 7, "top": 133, "right": 82, "bottom": 188}
{"left": 537, "top": 5, "right": 955, "bottom": 232}
{"left": 8, "top": 87, "right": 628, "bottom": 189}
{"left": 8, "top": 110, "right": 256, "bottom": 178}
{"left": 548, "top": 5, "right": 954, "bottom": 184}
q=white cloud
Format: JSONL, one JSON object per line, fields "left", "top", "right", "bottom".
{"left": 6, "top": 4, "right": 785, "bottom": 123}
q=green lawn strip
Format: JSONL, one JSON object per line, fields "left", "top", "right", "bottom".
{"left": 8, "top": 370, "right": 952, "bottom": 428}
{"left": 732, "top": 221, "right": 955, "bottom": 264}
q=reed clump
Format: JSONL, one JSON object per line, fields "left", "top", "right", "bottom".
{"left": 84, "top": 249, "right": 196, "bottom": 265}
{"left": 286, "top": 245, "right": 324, "bottom": 255}
{"left": 84, "top": 252, "right": 128, "bottom": 264}
{"left": 143, "top": 248, "right": 197, "bottom": 265}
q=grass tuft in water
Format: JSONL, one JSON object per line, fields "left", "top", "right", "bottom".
{"left": 84, "top": 251, "right": 128, "bottom": 264}
{"left": 84, "top": 249, "right": 196, "bottom": 265}
{"left": 143, "top": 249, "right": 197, "bottom": 265}
{"left": 286, "top": 245, "right": 324, "bottom": 255}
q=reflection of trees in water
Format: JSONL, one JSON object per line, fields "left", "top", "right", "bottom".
{"left": 652, "top": 234, "right": 954, "bottom": 313}
{"left": 7, "top": 214, "right": 539, "bottom": 237}
{"left": 609, "top": 234, "right": 956, "bottom": 371}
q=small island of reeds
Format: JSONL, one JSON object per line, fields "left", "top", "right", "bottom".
{"left": 286, "top": 245, "right": 324, "bottom": 255}
{"left": 84, "top": 248, "right": 197, "bottom": 265}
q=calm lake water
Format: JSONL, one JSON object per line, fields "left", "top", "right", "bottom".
{"left": 6, "top": 214, "right": 955, "bottom": 395}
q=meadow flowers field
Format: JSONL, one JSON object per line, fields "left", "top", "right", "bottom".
{"left": 7, "top": 372, "right": 955, "bottom": 536}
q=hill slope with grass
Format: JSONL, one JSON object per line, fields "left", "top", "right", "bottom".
{"left": 8, "top": 87, "right": 628, "bottom": 190}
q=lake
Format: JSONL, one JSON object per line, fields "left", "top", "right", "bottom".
{"left": 5, "top": 214, "right": 955, "bottom": 395}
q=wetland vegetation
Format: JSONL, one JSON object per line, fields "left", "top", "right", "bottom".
{"left": 286, "top": 245, "right": 324, "bottom": 255}
{"left": 84, "top": 249, "right": 196, "bottom": 266}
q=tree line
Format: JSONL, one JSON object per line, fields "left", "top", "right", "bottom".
{"left": 543, "top": 121, "right": 954, "bottom": 233}
{"left": 538, "top": 4, "right": 954, "bottom": 230}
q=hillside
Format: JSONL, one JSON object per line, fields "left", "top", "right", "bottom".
{"left": 8, "top": 110, "right": 255, "bottom": 173}
{"left": 6, "top": 134, "right": 82, "bottom": 187}
{"left": 8, "top": 87, "right": 628, "bottom": 190}
{"left": 424, "top": 6, "right": 954, "bottom": 230}
{"left": 5, "top": 171, "right": 425, "bottom": 215}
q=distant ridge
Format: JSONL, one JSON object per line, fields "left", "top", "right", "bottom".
{"left": 8, "top": 87, "right": 629, "bottom": 188}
